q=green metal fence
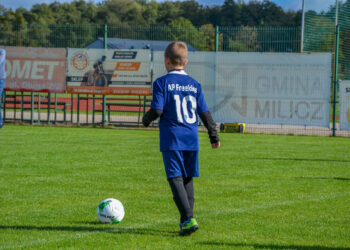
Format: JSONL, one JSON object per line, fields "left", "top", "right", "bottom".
{"left": 0, "top": 22, "right": 349, "bottom": 136}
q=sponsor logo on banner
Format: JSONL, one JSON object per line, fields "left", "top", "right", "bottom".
{"left": 2, "top": 46, "right": 66, "bottom": 93}
{"left": 71, "top": 51, "right": 89, "bottom": 71}
{"left": 211, "top": 53, "right": 332, "bottom": 127}
{"left": 67, "top": 49, "right": 151, "bottom": 95}
{"left": 112, "top": 51, "right": 137, "bottom": 59}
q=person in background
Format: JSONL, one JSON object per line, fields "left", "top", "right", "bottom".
{"left": 0, "top": 48, "right": 6, "bottom": 129}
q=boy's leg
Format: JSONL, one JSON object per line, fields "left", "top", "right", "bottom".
{"left": 168, "top": 176, "right": 193, "bottom": 223}
{"left": 163, "top": 150, "right": 198, "bottom": 235}
{"left": 183, "top": 177, "right": 194, "bottom": 214}
{"left": 182, "top": 151, "right": 198, "bottom": 215}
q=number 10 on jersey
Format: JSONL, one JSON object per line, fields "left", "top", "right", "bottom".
{"left": 174, "top": 94, "right": 197, "bottom": 124}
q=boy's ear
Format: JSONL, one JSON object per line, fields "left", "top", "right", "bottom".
{"left": 165, "top": 57, "right": 170, "bottom": 64}
{"left": 184, "top": 59, "right": 188, "bottom": 66}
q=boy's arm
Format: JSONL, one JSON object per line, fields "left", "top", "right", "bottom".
{"left": 142, "top": 109, "right": 163, "bottom": 127}
{"left": 199, "top": 111, "right": 220, "bottom": 148}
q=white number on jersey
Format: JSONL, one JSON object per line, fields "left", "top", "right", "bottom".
{"left": 174, "top": 94, "right": 197, "bottom": 124}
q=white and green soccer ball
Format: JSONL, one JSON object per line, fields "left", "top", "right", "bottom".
{"left": 97, "top": 198, "right": 125, "bottom": 224}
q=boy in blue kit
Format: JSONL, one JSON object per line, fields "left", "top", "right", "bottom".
{"left": 142, "top": 41, "right": 220, "bottom": 236}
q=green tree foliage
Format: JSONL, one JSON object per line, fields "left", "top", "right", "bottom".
{"left": 0, "top": 0, "right": 303, "bottom": 28}
{"left": 156, "top": 1, "right": 181, "bottom": 25}
{"left": 168, "top": 17, "right": 206, "bottom": 50}
{"left": 0, "top": 0, "right": 304, "bottom": 51}
{"left": 220, "top": 0, "right": 241, "bottom": 26}
{"left": 303, "top": 0, "right": 350, "bottom": 80}
{"left": 199, "top": 23, "right": 219, "bottom": 51}
{"left": 338, "top": 0, "right": 350, "bottom": 79}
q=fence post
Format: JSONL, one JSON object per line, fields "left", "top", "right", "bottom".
{"left": 104, "top": 24, "right": 108, "bottom": 49}
{"left": 47, "top": 92, "right": 51, "bottom": 124}
{"left": 1, "top": 91, "right": 4, "bottom": 124}
{"left": 14, "top": 91, "right": 17, "bottom": 120}
{"left": 31, "top": 92, "right": 34, "bottom": 124}
{"left": 54, "top": 93, "right": 57, "bottom": 123}
{"left": 70, "top": 94, "right": 73, "bottom": 123}
{"left": 102, "top": 24, "right": 108, "bottom": 126}
{"left": 20, "top": 92, "right": 24, "bottom": 121}
{"left": 38, "top": 93, "right": 41, "bottom": 124}
{"left": 92, "top": 95, "right": 95, "bottom": 124}
{"left": 215, "top": 26, "right": 219, "bottom": 52}
{"left": 86, "top": 94, "right": 89, "bottom": 124}
{"left": 300, "top": 0, "right": 305, "bottom": 52}
{"left": 332, "top": 24, "right": 340, "bottom": 137}
{"left": 77, "top": 94, "right": 80, "bottom": 124}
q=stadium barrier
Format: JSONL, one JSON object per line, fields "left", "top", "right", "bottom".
{"left": 0, "top": 19, "right": 349, "bottom": 136}
{"left": 1, "top": 47, "right": 349, "bottom": 137}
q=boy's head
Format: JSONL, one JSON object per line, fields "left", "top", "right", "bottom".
{"left": 164, "top": 41, "right": 188, "bottom": 71}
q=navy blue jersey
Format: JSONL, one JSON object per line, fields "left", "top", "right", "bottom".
{"left": 151, "top": 70, "right": 209, "bottom": 151}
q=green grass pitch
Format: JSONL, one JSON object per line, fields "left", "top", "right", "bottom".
{"left": 0, "top": 125, "right": 349, "bottom": 249}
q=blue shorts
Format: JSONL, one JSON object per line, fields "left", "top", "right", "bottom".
{"left": 162, "top": 150, "right": 199, "bottom": 179}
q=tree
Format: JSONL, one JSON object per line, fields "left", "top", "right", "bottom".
{"left": 199, "top": 23, "right": 216, "bottom": 51}
{"left": 140, "top": 0, "right": 158, "bottom": 25}
{"left": 219, "top": 0, "right": 241, "bottom": 26}
{"left": 156, "top": 1, "right": 181, "bottom": 25}
{"left": 179, "top": 0, "right": 206, "bottom": 26}
{"left": 168, "top": 17, "right": 206, "bottom": 50}
{"left": 228, "top": 27, "right": 258, "bottom": 52}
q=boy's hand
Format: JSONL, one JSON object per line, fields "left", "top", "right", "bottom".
{"left": 142, "top": 115, "right": 150, "bottom": 127}
{"left": 211, "top": 141, "right": 220, "bottom": 149}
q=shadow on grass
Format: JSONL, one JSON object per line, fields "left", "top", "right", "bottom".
{"left": 197, "top": 241, "right": 350, "bottom": 250}
{"left": 254, "top": 157, "right": 350, "bottom": 163}
{"left": 75, "top": 221, "right": 102, "bottom": 225}
{"left": 295, "top": 177, "right": 350, "bottom": 181}
{"left": 0, "top": 225, "right": 177, "bottom": 237}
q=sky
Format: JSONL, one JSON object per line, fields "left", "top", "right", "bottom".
{"left": 0, "top": 0, "right": 335, "bottom": 13}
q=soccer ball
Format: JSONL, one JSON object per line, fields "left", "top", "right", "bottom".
{"left": 97, "top": 198, "right": 125, "bottom": 224}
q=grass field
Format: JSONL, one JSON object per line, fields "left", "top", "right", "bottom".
{"left": 0, "top": 125, "right": 349, "bottom": 249}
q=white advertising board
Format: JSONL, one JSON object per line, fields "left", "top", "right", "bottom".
{"left": 339, "top": 80, "right": 350, "bottom": 130}
{"left": 154, "top": 52, "right": 332, "bottom": 127}
{"left": 67, "top": 49, "right": 151, "bottom": 95}
{"left": 213, "top": 52, "right": 332, "bottom": 127}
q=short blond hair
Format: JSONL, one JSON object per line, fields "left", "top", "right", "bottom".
{"left": 164, "top": 41, "right": 188, "bottom": 66}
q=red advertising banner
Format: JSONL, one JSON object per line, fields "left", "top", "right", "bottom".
{"left": 1, "top": 46, "right": 66, "bottom": 93}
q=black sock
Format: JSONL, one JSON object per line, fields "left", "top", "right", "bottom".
{"left": 168, "top": 176, "right": 193, "bottom": 223}
{"left": 183, "top": 177, "right": 194, "bottom": 213}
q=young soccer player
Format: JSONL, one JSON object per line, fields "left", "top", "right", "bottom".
{"left": 142, "top": 41, "right": 220, "bottom": 236}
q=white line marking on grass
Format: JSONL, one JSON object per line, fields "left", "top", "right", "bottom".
{"left": 0, "top": 233, "right": 86, "bottom": 250}
{"left": 210, "top": 192, "right": 350, "bottom": 216}
{"left": 1, "top": 192, "right": 349, "bottom": 249}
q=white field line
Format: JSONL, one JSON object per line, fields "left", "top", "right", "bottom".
{"left": 1, "top": 192, "right": 349, "bottom": 249}
{"left": 209, "top": 192, "right": 350, "bottom": 216}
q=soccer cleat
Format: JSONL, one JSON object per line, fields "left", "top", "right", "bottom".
{"left": 178, "top": 218, "right": 198, "bottom": 236}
